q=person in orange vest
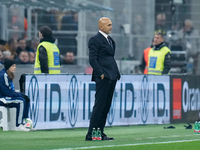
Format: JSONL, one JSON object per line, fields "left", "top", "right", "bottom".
{"left": 139, "top": 41, "right": 154, "bottom": 74}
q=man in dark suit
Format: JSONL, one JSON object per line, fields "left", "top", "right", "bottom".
{"left": 85, "top": 17, "right": 120, "bottom": 141}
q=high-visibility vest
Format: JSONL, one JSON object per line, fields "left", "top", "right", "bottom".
{"left": 34, "top": 42, "right": 60, "bottom": 74}
{"left": 148, "top": 46, "right": 171, "bottom": 75}
{"left": 143, "top": 47, "right": 151, "bottom": 74}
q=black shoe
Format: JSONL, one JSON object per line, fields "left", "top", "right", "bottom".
{"left": 85, "top": 134, "right": 92, "bottom": 141}
{"left": 102, "top": 133, "right": 114, "bottom": 141}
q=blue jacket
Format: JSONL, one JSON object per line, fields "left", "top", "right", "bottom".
{"left": 0, "top": 68, "right": 23, "bottom": 98}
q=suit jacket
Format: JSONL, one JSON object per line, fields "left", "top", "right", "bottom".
{"left": 89, "top": 32, "right": 120, "bottom": 81}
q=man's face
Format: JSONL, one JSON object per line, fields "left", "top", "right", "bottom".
{"left": 65, "top": 52, "right": 74, "bottom": 63}
{"left": 0, "top": 50, "right": 2, "bottom": 60}
{"left": 153, "top": 34, "right": 164, "bottom": 45}
{"left": 19, "top": 51, "right": 29, "bottom": 63}
{"left": 18, "top": 40, "right": 26, "bottom": 50}
{"left": 184, "top": 21, "right": 192, "bottom": 32}
{"left": 100, "top": 19, "right": 112, "bottom": 35}
{"left": 0, "top": 44, "right": 4, "bottom": 51}
{"left": 156, "top": 14, "right": 166, "bottom": 25}
{"left": 39, "top": 32, "right": 43, "bottom": 40}
{"left": 11, "top": 40, "right": 18, "bottom": 50}
{"left": 32, "top": 40, "right": 39, "bottom": 50}
{"left": 29, "top": 52, "right": 35, "bottom": 63}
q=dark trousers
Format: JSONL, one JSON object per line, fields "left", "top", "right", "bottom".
{"left": 87, "top": 78, "right": 117, "bottom": 135}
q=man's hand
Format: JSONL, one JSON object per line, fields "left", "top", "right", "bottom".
{"left": 100, "top": 74, "right": 104, "bottom": 80}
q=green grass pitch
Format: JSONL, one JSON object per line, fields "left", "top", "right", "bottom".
{"left": 0, "top": 123, "right": 200, "bottom": 150}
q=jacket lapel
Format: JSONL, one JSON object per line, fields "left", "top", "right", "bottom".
{"left": 98, "top": 32, "right": 115, "bottom": 55}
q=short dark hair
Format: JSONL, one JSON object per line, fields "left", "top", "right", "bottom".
{"left": 8, "top": 38, "right": 15, "bottom": 45}
{"left": 17, "top": 38, "right": 25, "bottom": 43}
{"left": 19, "top": 50, "right": 28, "bottom": 55}
{"left": 39, "top": 26, "right": 52, "bottom": 38}
{"left": 155, "top": 32, "right": 165, "bottom": 38}
{"left": 0, "top": 39, "right": 6, "bottom": 45}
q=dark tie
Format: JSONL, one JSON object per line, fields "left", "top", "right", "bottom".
{"left": 107, "top": 36, "right": 113, "bottom": 49}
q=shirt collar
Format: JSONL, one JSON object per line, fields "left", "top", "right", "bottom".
{"left": 99, "top": 30, "right": 108, "bottom": 39}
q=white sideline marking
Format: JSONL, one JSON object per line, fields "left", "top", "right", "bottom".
{"left": 171, "top": 135, "right": 181, "bottom": 137}
{"left": 134, "top": 138, "right": 142, "bottom": 140}
{"left": 146, "top": 137, "right": 156, "bottom": 139}
{"left": 53, "top": 139, "right": 200, "bottom": 150}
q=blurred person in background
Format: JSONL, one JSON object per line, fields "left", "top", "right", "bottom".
{"left": 34, "top": 25, "right": 60, "bottom": 74}
{"left": 62, "top": 51, "right": 76, "bottom": 65}
{"left": 0, "top": 39, "right": 6, "bottom": 51}
{"left": 60, "top": 11, "right": 78, "bottom": 55}
{"left": 30, "top": 38, "right": 40, "bottom": 53}
{"left": 2, "top": 51, "right": 12, "bottom": 64}
{"left": 131, "top": 14, "right": 144, "bottom": 60}
{"left": 26, "top": 38, "right": 39, "bottom": 53}
{"left": 47, "top": 10, "right": 59, "bottom": 31}
{"left": 29, "top": 51, "right": 35, "bottom": 64}
{"left": 139, "top": 40, "right": 155, "bottom": 74}
{"left": 132, "top": 14, "right": 144, "bottom": 35}
{"left": 155, "top": 13, "right": 168, "bottom": 36}
{"left": 16, "top": 38, "right": 27, "bottom": 55}
{"left": 25, "top": 40, "right": 33, "bottom": 53}
{"left": 4, "top": 38, "right": 18, "bottom": 60}
{"left": 0, "top": 50, "right": 3, "bottom": 65}
{"left": 15, "top": 50, "right": 29, "bottom": 64}
{"left": 178, "top": 19, "right": 200, "bottom": 74}
{"left": 148, "top": 33, "right": 171, "bottom": 75}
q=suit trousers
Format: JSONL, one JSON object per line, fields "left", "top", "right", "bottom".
{"left": 88, "top": 77, "right": 117, "bottom": 135}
